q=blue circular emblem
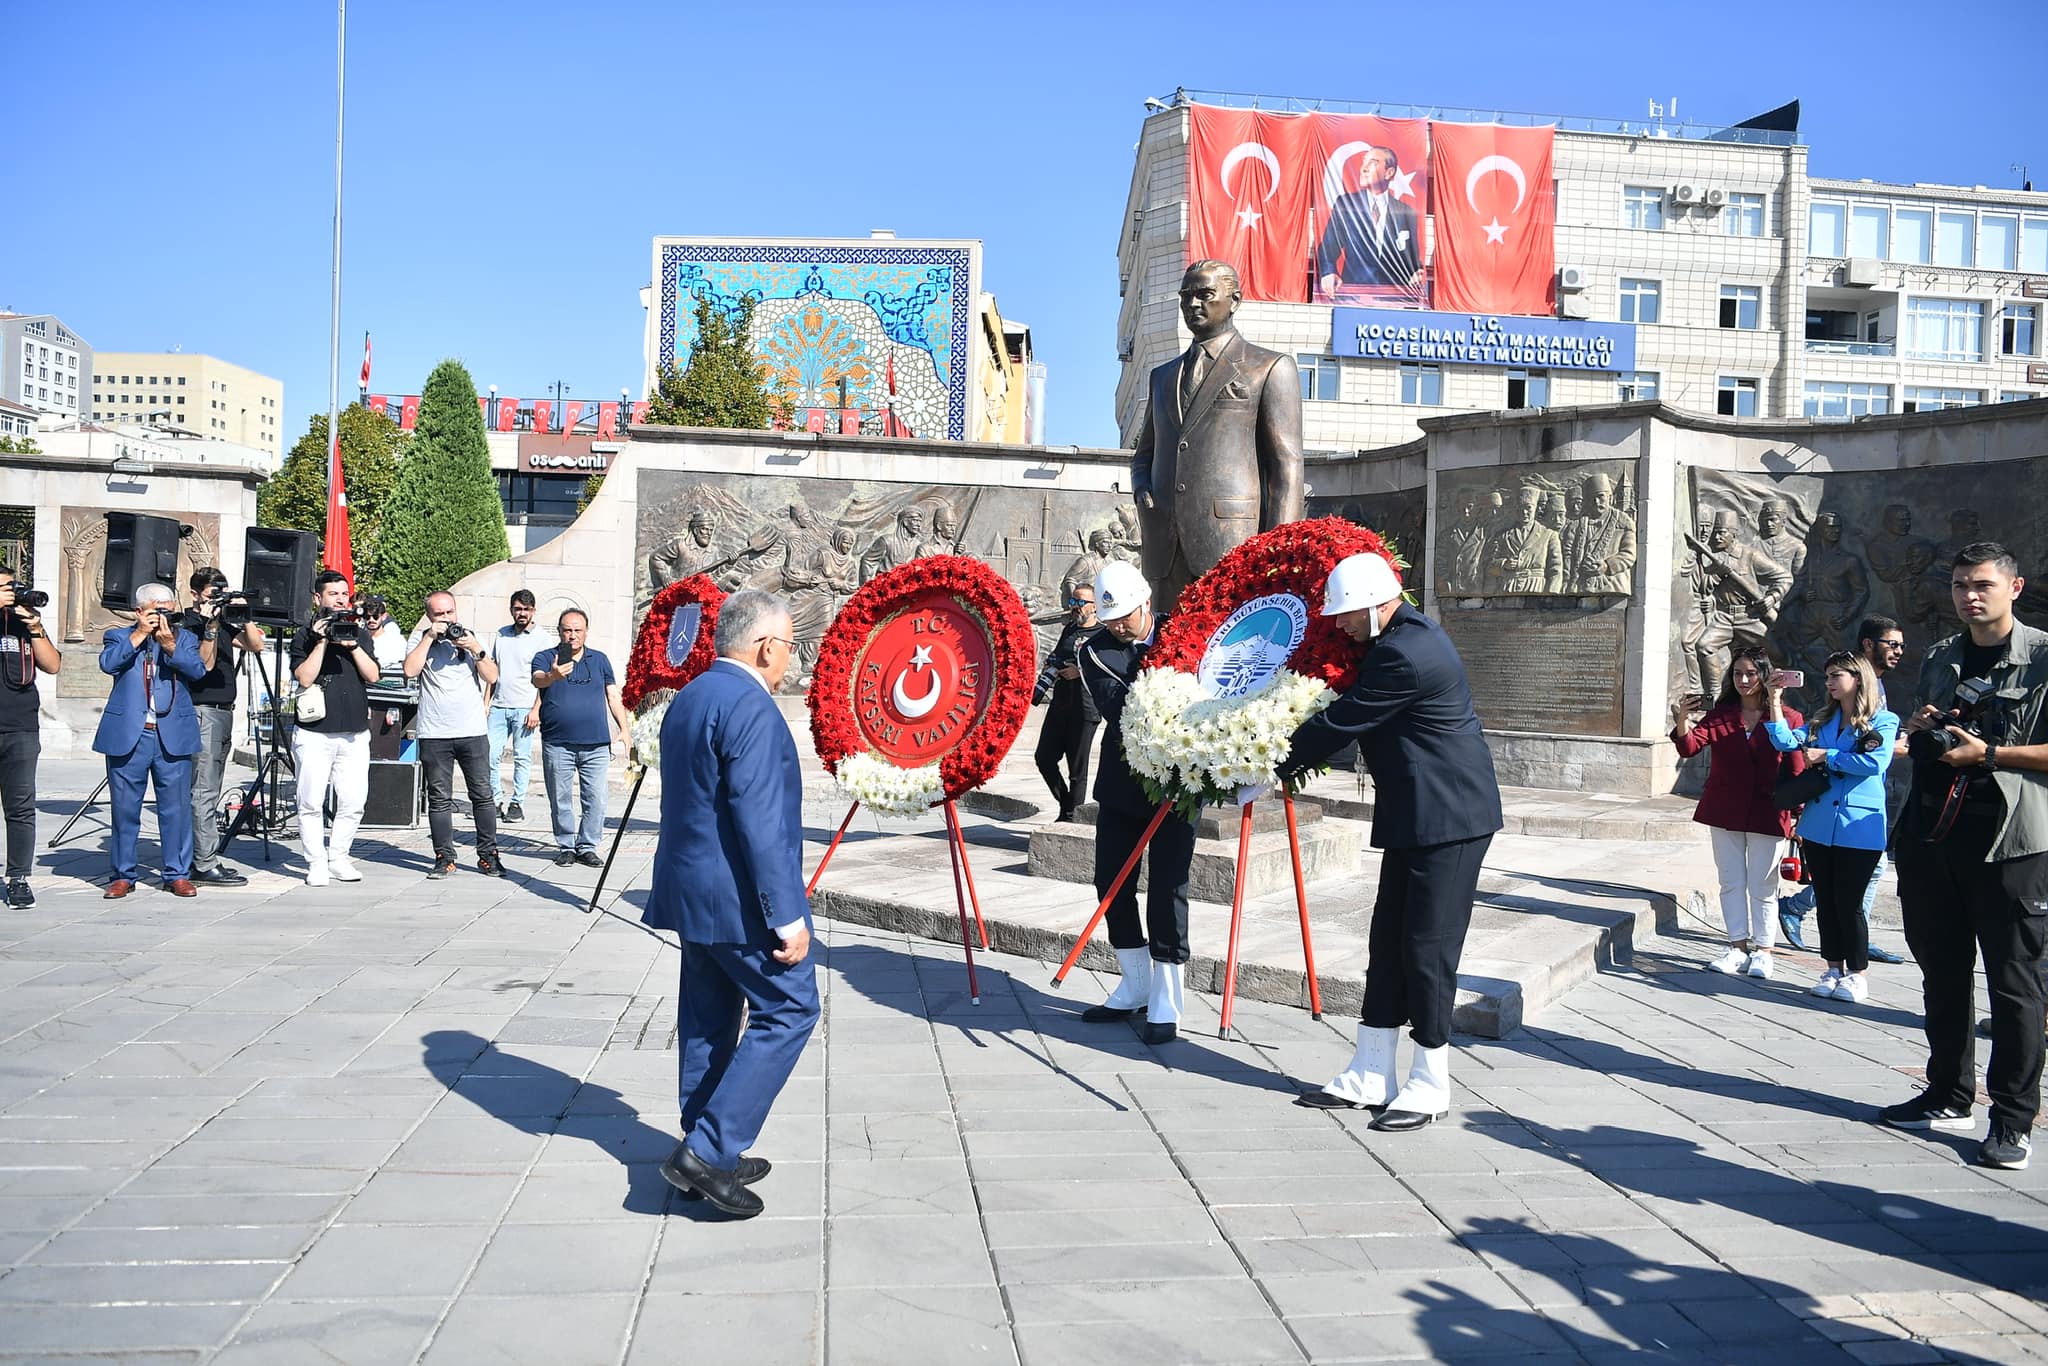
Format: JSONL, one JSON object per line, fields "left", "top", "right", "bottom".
{"left": 1197, "top": 594, "right": 1309, "bottom": 698}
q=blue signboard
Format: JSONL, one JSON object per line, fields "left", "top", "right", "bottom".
{"left": 1332, "top": 307, "right": 1636, "bottom": 373}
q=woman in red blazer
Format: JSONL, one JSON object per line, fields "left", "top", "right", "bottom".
{"left": 1671, "top": 645, "right": 1804, "bottom": 981}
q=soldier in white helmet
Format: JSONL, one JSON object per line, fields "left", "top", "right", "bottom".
{"left": 1280, "top": 554, "right": 1503, "bottom": 1131}
{"left": 1074, "top": 560, "right": 1200, "bottom": 1044}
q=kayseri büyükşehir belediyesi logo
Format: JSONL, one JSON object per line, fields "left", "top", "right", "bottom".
{"left": 1197, "top": 594, "right": 1308, "bottom": 699}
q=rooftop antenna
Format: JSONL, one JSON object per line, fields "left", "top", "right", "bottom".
{"left": 2015, "top": 162, "right": 2033, "bottom": 193}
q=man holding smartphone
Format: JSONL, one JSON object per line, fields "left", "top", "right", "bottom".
{"left": 532, "top": 609, "right": 629, "bottom": 868}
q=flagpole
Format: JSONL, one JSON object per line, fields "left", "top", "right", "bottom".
{"left": 324, "top": 0, "right": 346, "bottom": 570}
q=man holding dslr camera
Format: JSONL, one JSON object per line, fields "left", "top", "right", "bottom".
{"left": 181, "top": 568, "right": 266, "bottom": 887}
{"left": 405, "top": 592, "right": 502, "bottom": 879}
{"left": 290, "top": 570, "right": 379, "bottom": 886}
{"left": 1880, "top": 542, "right": 2048, "bottom": 1172}
{"left": 0, "top": 567, "right": 61, "bottom": 907}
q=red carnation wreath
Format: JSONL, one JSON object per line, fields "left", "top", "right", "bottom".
{"left": 623, "top": 575, "right": 725, "bottom": 712}
{"left": 808, "top": 554, "right": 1035, "bottom": 812}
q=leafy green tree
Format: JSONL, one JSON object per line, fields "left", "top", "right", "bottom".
{"left": 369, "top": 360, "right": 510, "bottom": 627}
{"left": 0, "top": 434, "right": 40, "bottom": 455}
{"left": 644, "top": 294, "right": 794, "bottom": 429}
{"left": 259, "top": 404, "right": 405, "bottom": 576}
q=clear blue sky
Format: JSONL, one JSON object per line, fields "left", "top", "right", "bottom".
{"left": 7, "top": 0, "right": 2043, "bottom": 452}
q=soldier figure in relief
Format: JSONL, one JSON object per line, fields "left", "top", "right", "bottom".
{"left": 1485, "top": 487, "right": 1563, "bottom": 594}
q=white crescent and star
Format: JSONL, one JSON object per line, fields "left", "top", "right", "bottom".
{"left": 1464, "top": 154, "right": 1528, "bottom": 245}
{"left": 1220, "top": 142, "right": 1280, "bottom": 230}
{"left": 891, "top": 646, "right": 942, "bottom": 718}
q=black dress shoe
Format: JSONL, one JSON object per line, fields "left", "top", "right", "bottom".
{"left": 1139, "top": 1021, "right": 1177, "bottom": 1045}
{"left": 191, "top": 866, "right": 249, "bottom": 887}
{"left": 1295, "top": 1089, "right": 1379, "bottom": 1111}
{"left": 1080, "top": 1003, "right": 1142, "bottom": 1022}
{"left": 1370, "top": 1106, "right": 1444, "bottom": 1133}
{"left": 660, "top": 1144, "right": 764, "bottom": 1218}
{"left": 677, "top": 1154, "right": 771, "bottom": 1199}
{"left": 1867, "top": 945, "right": 1906, "bottom": 965}
{"left": 552, "top": 850, "right": 577, "bottom": 868}
{"left": 576, "top": 850, "right": 604, "bottom": 868}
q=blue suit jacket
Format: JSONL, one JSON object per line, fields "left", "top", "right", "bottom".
{"left": 1279, "top": 604, "right": 1504, "bottom": 850}
{"left": 94, "top": 626, "right": 205, "bottom": 758}
{"left": 643, "top": 659, "right": 811, "bottom": 947}
{"left": 1766, "top": 710, "right": 1899, "bottom": 851}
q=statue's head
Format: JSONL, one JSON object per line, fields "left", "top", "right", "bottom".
{"left": 1087, "top": 528, "right": 1114, "bottom": 555}
{"left": 1759, "top": 500, "right": 1787, "bottom": 537}
{"left": 1584, "top": 472, "right": 1614, "bottom": 515}
{"left": 1814, "top": 510, "right": 1844, "bottom": 544}
{"left": 788, "top": 502, "right": 817, "bottom": 530}
{"left": 932, "top": 505, "right": 959, "bottom": 539}
{"left": 1568, "top": 487, "right": 1586, "bottom": 518}
{"left": 1515, "top": 486, "right": 1540, "bottom": 529}
{"left": 1179, "top": 260, "right": 1242, "bottom": 340}
{"left": 1541, "top": 493, "right": 1567, "bottom": 529}
{"left": 1711, "top": 509, "right": 1740, "bottom": 551}
{"left": 1951, "top": 508, "right": 1980, "bottom": 539}
{"left": 688, "top": 508, "right": 717, "bottom": 548}
{"left": 832, "top": 527, "right": 856, "bottom": 554}
{"left": 1883, "top": 503, "right": 1911, "bottom": 535}
{"left": 898, "top": 507, "right": 926, "bottom": 537}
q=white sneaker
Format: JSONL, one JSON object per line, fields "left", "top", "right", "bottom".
{"left": 1809, "top": 968, "right": 1842, "bottom": 996}
{"left": 1745, "top": 951, "right": 1775, "bottom": 980}
{"left": 1832, "top": 972, "right": 1869, "bottom": 1004}
{"left": 1709, "top": 946, "right": 1748, "bottom": 975}
{"left": 327, "top": 860, "right": 362, "bottom": 883}
{"left": 305, "top": 866, "right": 330, "bottom": 887}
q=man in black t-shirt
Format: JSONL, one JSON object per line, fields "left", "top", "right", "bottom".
{"left": 288, "top": 570, "right": 378, "bottom": 887}
{"left": 0, "top": 566, "right": 62, "bottom": 908}
{"left": 180, "top": 568, "right": 267, "bottom": 887}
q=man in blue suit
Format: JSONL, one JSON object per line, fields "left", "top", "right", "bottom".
{"left": 95, "top": 582, "right": 206, "bottom": 898}
{"left": 646, "top": 589, "right": 817, "bottom": 1218}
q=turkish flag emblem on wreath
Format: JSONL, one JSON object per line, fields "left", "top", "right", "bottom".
{"left": 1428, "top": 122, "right": 1556, "bottom": 315}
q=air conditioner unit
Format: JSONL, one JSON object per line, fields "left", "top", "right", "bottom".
{"left": 1670, "top": 183, "right": 1700, "bottom": 205}
{"left": 1557, "top": 265, "right": 1589, "bottom": 292}
{"left": 1843, "top": 257, "right": 1883, "bottom": 288}
{"left": 1117, "top": 337, "right": 1135, "bottom": 362}
{"left": 1702, "top": 186, "right": 1728, "bottom": 209}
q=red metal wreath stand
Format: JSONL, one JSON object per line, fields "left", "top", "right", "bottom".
{"left": 806, "top": 798, "right": 988, "bottom": 1005}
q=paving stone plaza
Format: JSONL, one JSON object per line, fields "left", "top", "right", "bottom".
{"left": 3, "top": 752, "right": 2046, "bottom": 1365}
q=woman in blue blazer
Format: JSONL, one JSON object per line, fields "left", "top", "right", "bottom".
{"left": 1765, "top": 651, "right": 1898, "bottom": 1004}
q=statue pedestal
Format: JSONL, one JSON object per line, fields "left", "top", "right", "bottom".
{"left": 1025, "top": 799, "right": 1360, "bottom": 903}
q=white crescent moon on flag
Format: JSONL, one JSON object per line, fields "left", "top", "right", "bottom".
{"left": 1464, "top": 154, "right": 1528, "bottom": 213}
{"left": 1321, "top": 140, "right": 1372, "bottom": 209}
{"left": 1219, "top": 142, "right": 1281, "bottom": 202}
{"left": 892, "top": 666, "right": 942, "bottom": 719}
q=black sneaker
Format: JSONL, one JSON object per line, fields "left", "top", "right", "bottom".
{"left": 1879, "top": 1092, "right": 1974, "bottom": 1132}
{"left": 5, "top": 879, "right": 31, "bottom": 908}
{"left": 477, "top": 854, "right": 505, "bottom": 878}
{"left": 427, "top": 857, "right": 456, "bottom": 880}
{"left": 506, "top": 803, "right": 524, "bottom": 822}
{"left": 552, "top": 850, "right": 577, "bottom": 868}
{"left": 1979, "top": 1126, "right": 2033, "bottom": 1170}
{"left": 191, "top": 866, "right": 250, "bottom": 887}
{"left": 575, "top": 850, "right": 604, "bottom": 868}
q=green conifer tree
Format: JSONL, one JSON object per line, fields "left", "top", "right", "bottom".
{"left": 644, "top": 295, "right": 793, "bottom": 429}
{"left": 258, "top": 405, "right": 405, "bottom": 577}
{"left": 369, "top": 360, "right": 510, "bottom": 628}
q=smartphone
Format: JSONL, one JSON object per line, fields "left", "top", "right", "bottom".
{"left": 1771, "top": 670, "right": 1803, "bottom": 689}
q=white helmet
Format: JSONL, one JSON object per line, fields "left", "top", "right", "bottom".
{"left": 1094, "top": 561, "right": 1152, "bottom": 621}
{"left": 1322, "top": 554, "right": 1402, "bottom": 617}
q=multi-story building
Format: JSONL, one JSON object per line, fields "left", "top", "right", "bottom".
{"left": 88, "top": 351, "right": 286, "bottom": 467}
{"left": 1116, "top": 95, "right": 2048, "bottom": 455}
{"left": 0, "top": 314, "right": 92, "bottom": 421}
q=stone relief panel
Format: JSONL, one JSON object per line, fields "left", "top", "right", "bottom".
{"left": 54, "top": 506, "right": 221, "bottom": 699}
{"left": 636, "top": 471, "right": 1137, "bottom": 693}
{"left": 1434, "top": 459, "right": 1638, "bottom": 600}
{"left": 1307, "top": 489, "right": 1426, "bottom": 592}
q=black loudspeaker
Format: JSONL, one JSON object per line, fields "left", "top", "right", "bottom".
{"left": 243, "top": 526, "right": 320, "bottom": 626}
{"left": 100, "top": 512, "right": 187, "bottom": 610}
{"left": 362, "top": 761, "right": 423, "bottom": 829}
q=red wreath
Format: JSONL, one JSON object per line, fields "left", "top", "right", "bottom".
{"left": 1148, "top": 517, "right": 1405, "bottom": 694}
{"left": 808, "top": 554, "right": 1035, "bottom": 803}
{"left": 623, "top": 575, "right": 725, "bottom": 711}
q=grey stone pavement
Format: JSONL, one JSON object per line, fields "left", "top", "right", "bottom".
{"left": 3, "top": 757, "right": 2047, "bottom": 1364}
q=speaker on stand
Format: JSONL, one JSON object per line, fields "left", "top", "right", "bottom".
{"left": 242, "top": 526, "right": 319, "bottom": 628}
{"left": 100, "top": 512, "right": 188, "bottom": 609}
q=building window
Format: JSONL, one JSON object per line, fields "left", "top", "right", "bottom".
{"left": 1617, "top": 278, "right": 1660, "bottom": 324}
{"left": 2003, "top": 303, "right": 2041, "bottom": 357}
{"left": 1893, "top": 208, "right": 1932, "bottom": 264}
{"left": 1803, "top": 381, "right": 1891, "bottom": 419}
{"left": 1505, "top": 369, "right": 1549, "bottom": 409}
{"left": 1718, "top": 284, "right": 1762, "bottom": 330}
{"left": 177, "top": 376, "right": 186, "bottom": 386}
{"left": 1296, "top": 354, "right": 1339, "bottom": 402}
{"left": 2024, "top": 218, "right": 2048, "bottom": 273}
{"left": 1615, "top": 371, "right": 1659, "bottom": 401}
{"left": 1981, "top": 214, "right": 2019, "bottom": 270}
{"left": 1723, "top": 192, "right": 1765, "bottom": 237}
{"left": 1904, "top": 297, "right": 1985, "bottom": 362}
{"left": 1398, "top": 363, "right": 1442, "bottom": 406}
{"left": 1809, "top": 202, "right": 1846, "bottom": 257}
{"left": 1935, "top": 211, "right": 1975, "bottom": 268}
{"left": 1716, "top": 375, "right": 1760, "bottom": 417}
{"left": 1902, "top": 386, "right": 1982, "bottom": 412}
{"left": 1622, "top": 186, "right": 1664, "bottom": 230}
{"left": 498, "top": 472, "right": 585, "bottom": 521}
{"left": 2000, "top": 391, "right": 2037, "bottom": 402}
{"left": 1848, "top": 205, "right": 1888, "bottom": 258}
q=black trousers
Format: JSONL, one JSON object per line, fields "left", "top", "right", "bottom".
{"left": 420, "top": 735, "right": 499, "bottom": 863}
{"left": 1804, "top": 841, "right": 1880, "bottom": 972}
{"left": 1362, "top": 834, "right": 1492, "bottom": 1050}
{"left": 1033, "top": 687, "right": 1097, "bottom": 819}
{"left": 1094, "top": 802, "right": 1197, "bottom": 964}
{"left": 1897, "top": 837, "right": 2048, "bottom": 1132}
{"left": 0, "top": 730, "right": 37, "bottom": 881}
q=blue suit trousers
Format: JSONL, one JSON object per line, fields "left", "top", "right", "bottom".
{"left": 677, "top": 938, "right": 819, "bottom": 1170}
{"left": 107, "top": 726, "right": 193, "bottom": 881}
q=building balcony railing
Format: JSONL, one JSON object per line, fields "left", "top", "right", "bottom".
{"left": 1805, "top": 339, "right": 1896, "bottom": 357}
{"left": 1176, "top": 89, "right": 1802, "bottom": 145}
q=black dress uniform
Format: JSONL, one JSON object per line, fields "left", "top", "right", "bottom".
{"left": 1034, "top": 619, "right": 1101, "bottom": 822}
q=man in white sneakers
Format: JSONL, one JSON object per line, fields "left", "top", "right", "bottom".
{"left": 289, "top": 570, "right": 378, "bottom": 886}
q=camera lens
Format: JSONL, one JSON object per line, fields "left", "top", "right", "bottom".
{"left": 15, "top": 589, "right": 49, "bottom": 610}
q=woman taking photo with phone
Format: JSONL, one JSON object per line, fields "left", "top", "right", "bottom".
{"left": 1670, "top": 646, "right": 1804, "bottom": 980}
{"left": 1765, "top": 651, "right": 1899, "bottom": 1004}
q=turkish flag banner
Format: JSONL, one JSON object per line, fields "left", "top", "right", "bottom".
{"left": 399, "top": 395, "right": 421, "bottom": 430}
{"left": 1309, "top": 115, "right": 1430, "bottom": 305}
{"left": 367, "top": 395, "right": 388, "bottom": 417}
{"left": 804, "top": 409, "right": 827, "bottom": 433}
{"left": 1428, "top": 122, "right": 1555, "bottom": 316}
{"left": 839, "top": 411, "right": 861, "bottom": 435}
{"left": 1187, "top": 106, "right": 1314, "bottom": 303}
{"left": 561, "top": 400, "right": 584, "bottom": 433}
{"left": 596, "top": 402, "right": 618, "bottom": 438}
{"left": 531, "top": 400, "right": 552, "bottom": 434}
{"left": 630, "top": 401, "right": 650, "bottom": 426}
{"left": 476, "top": 396, "right": 489, "bottom": 425}
{"left": 496, "top": 397, "right": 518, "bottom": 431}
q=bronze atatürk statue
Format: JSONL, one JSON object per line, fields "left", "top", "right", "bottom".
{"left": 1132, "top": 260, "right": 1305, "bottom": 613}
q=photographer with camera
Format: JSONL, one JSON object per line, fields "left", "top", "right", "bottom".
{"left": 0, "top": 566, "right": 60, "bottom": 907}
{"left": 290, "top": 570, "right": 379, "bottom": 886}
{"left": 1031, "top": 580, "right": 1099, "bottom": 824}
{"left": 94, "top": 583, "right": 206, "bottom": 897}
{"left": 179, "top": 567, "right": 265, "bottom": 888}
{"left": 1879, "top": 543, "right": 2048, "bottom": 1171}
{"left": 405, "top": 592, "right": 502, "bottom": 879}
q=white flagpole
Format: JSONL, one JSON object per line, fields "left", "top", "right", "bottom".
{"left": 325, "top": 0, "right": 346, "bottom": 517}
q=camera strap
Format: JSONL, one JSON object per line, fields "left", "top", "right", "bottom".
{"left": 1925, "top": 772, "right": 1976, "bottom": 843}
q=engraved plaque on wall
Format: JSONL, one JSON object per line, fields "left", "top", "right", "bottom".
{"left": 1441, "top": 602, "right": 1629, "bottom": 736}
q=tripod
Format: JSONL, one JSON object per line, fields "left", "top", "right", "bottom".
{"left": 219, "top": 629, "right": 298, "bottom": 862}
{"left": 46, "top": 775, "right": 112, "bottom": 848}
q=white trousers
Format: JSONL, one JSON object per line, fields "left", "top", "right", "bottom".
{"left": 1708, "top": 826, "right": 1783, "bottom": 947}
{"left": 294, "top": 728, "right": 369, "bottom": 871}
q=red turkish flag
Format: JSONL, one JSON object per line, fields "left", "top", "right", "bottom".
{"left": 476, "top": 396, "right": 488, "bottom": 425}
{"left": 1428, "top": 122, "right": 1555, "bottom": 315}
{"left": 561, "top": 400, "right": 585, "bottom": 433}
{"left": 496, "top": 397, "right": 518, "bottom": 431}
{"left": 399, "top": 395, "right": 420, "bottom": 430}
{"left": 629, "top": 401, "right": 650, "bottom": 426}
{"left": 1309, "top": 114, "right": 1429, "bottom": 305}
{"left": 367, "top": 395, "right": 388, "bottom": 417}
{"left": 323, "top": 425, "right": 352, "bottom": 588}
{"left": 1187, "top": 106, "right": 1314, "bottom": 303}
{"left": 531, "top": 400, "right": 552, "bottom": 434}
{"left": 596, "top": 402, "right": 618, "bottom": 438}
{"left": 804, "top": 409, "right": 827, "bottom": 433}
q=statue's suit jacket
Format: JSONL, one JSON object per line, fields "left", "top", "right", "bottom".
{"left": 1132, "top": 330, "right": 1305, "bottom": 607}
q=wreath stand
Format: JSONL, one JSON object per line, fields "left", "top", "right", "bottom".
{"left": 807, "top": 797, "right": 990, "bottom": 1005}
{"left": 1050, "top": 793, "right": 1322, "bottom": 1037}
